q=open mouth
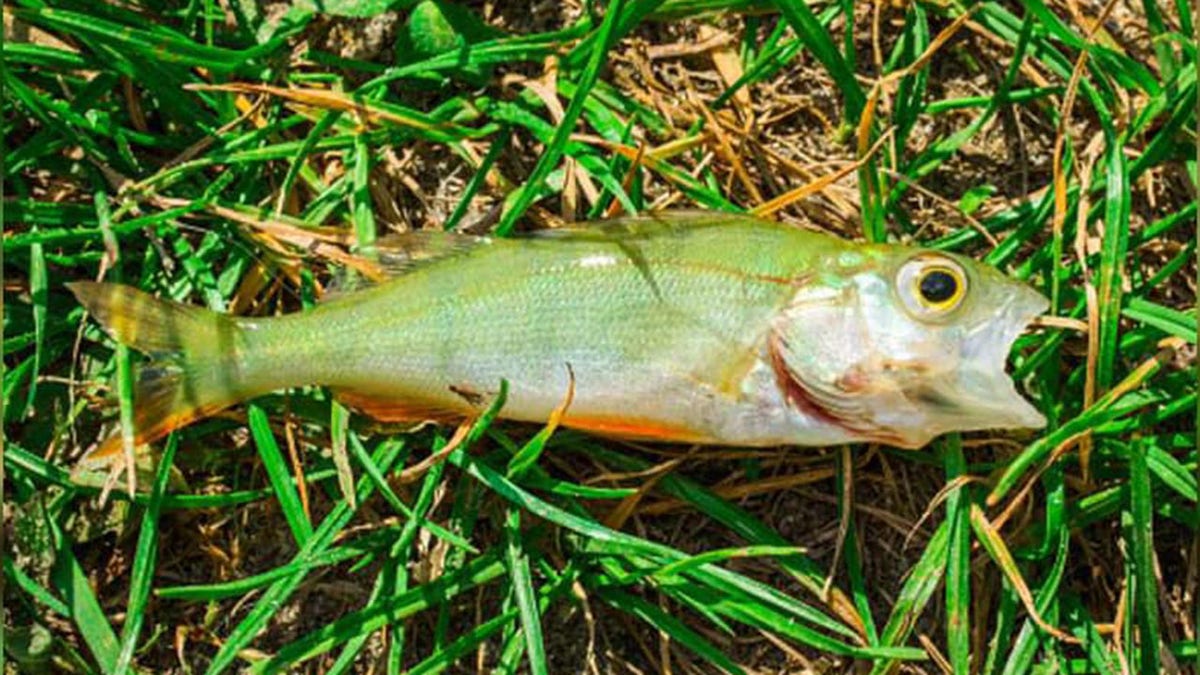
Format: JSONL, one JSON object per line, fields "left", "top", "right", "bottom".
{"left": 951, "top": 287, "right": 1050, "bottom": 430}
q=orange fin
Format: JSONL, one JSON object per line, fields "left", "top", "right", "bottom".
{"left": 563, "top": 415, "right": 711, "bottom": 443}
{"left": 334, "top": 389, "right": 468, "bottom": 424}
{"left": 83, "top": 399, "right": 230, "bottom": 468}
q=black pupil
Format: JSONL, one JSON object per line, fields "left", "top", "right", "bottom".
{"left": 919, "top": 270, "right": 958, "bottom": 303}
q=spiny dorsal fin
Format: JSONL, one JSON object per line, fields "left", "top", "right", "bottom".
{"left": 326, "top": 212, "right": 762, "bottom": 298}
{"left": 515, "top": 211, "right": 758, "bottom": 301}
{"left": 514, "top": 210, "right": 761, "bottom": 243}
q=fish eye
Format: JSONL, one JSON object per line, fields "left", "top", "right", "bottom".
{"left": 897, "top": 255, "right": 968, "bottom": 319}
{"left": 919, "top": 269, "right": 959, "bottom": 304}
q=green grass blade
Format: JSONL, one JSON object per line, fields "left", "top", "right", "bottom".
{"left": 996, "top": 526, "right": 1070, "bottom": 675}
{"left": 495, "top": 0, "right": 625, "bottom": 235}
{"left": 351, "top": 130, "right": 377, "bottom": 253}
{"left": 504, "top": 508, "right": 548, "bottom": 675}
{"left": 835, "top": 450, "right": 877, "bottom": 644}
{"left": 1095, "top": 137, "right": 1132, "bottom": 391}
{"left": 156, "top": 527, "right": 399, "bottom": 601}
{"left": 453, "top": 448, "right": 896, "bottom": 657}
{"left": 21, "top": 234, "right": 46, "bottom": 418}
{"left": 597, "top": 588, "right": 747, "bottom": 674}
{"left": 51, "top": 522, "right": 121, "bottom": 674}
{"left": 203, "top": 440, "right": 406, "bottom": 674}
{"left": 113, "top": 434, "right": 179, "bottom": 674}
{"left": 772, "top": 0, "right": 864, "bottom": 119}
{"left": 330, "top": 400, "right": 357, "bottom": 508}
{"left": 343, "top": 432, "right": 475, "bottom": 551}
{"left": 1126, "top": 440, "right": 1161, "bottom": 673}
{"left": 408, "top": 610, "right": 516, "bottom": 675}
{"left": 942, "top": 436, "right": 970, "bottom": 673}
{"left": 579, "top": 444, "right": 864, "bottom": 634}
{"left": 3, "top": 554, "right": 71, "bottom": 617}
{"left": 247, "top": 404, "right": 313, "bottom": 546}
{"left": 1063, "top": 596, "right": 1119, "bottom": 675}
{"left": 868, "top": 520, "right": 949, "bottom": 675}
{"left": 252, "top": 555, "right": 508, "bottom": 674}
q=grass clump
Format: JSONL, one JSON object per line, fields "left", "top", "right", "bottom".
{"left": 3, "top": 0, "right": 1197, "bottom": 673}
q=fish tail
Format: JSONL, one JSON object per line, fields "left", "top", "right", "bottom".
{"left": 68, "top": 281, "right": 250, "bottom": 467}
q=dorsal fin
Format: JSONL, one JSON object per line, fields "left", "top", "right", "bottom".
{"left": 514, "top": 211, "right": 758, "bottom": 301}
{"left": 514, "top": 210, "right": 758, "bottom": 243}
{"left": 325, "top": 212, "right": 762, "bottom": 299}
{"left": 373, "top": 230, "right": 492, "bottom": 274}
{"left": 325, "top": 230, "right": 493, "bottom": 298}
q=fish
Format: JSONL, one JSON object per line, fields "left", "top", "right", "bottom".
{"left": 69, "top": 211, "right": 1048, "bottom": 467}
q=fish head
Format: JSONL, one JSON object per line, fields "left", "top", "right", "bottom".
{"left": 771, "top": 246, "right": 1048, "bottom": 448}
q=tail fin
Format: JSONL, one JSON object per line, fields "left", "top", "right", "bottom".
{"left": 68, "top": 282, "right": 248, "bottom": 467}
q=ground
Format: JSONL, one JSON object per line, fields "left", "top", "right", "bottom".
{"left": 3, "top": 0, "right": 1197, "bottom": 674}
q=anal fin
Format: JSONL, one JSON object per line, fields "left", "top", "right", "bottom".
{"left": 333, "top": 389, "right": 468, "bottom": 424}
{"left": 563, "top": 414, "right": 711, "bottom": 444}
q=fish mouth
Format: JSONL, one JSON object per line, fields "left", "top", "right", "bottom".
{"left": 931, "top": 285, "right": 1049, "bottom": 431}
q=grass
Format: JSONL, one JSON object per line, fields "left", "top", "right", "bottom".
{"left": 2, "top": 0, "right": 1197, "bottom": 673}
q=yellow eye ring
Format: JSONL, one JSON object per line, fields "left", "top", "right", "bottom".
{"left": 897, "top": 255, "right": 967, "bottom": 318}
